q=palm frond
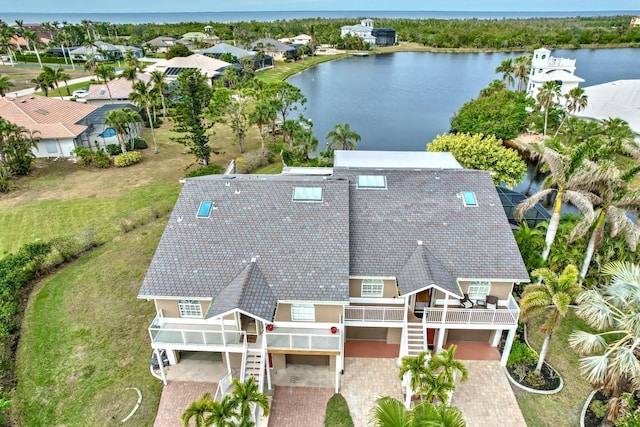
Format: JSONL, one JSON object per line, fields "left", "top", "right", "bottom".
{"left": 514, "top": 190, "right": 554, "bottom": 219}
{"left": 563, "top": 191, "right": 595, "bottom": 222}
{"left": 568, "top": 330, "right": 608, "bottom": 355}
{"left": 578, "top": 355, "right": 609, "bottom": 386}
{"left": 575, "top": 290, "right": 615, "bottom": 330}
{"left": 370, "top": 397, "right": 411, "bottom": 427}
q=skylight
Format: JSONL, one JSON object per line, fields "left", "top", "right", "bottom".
{"left": 462, "top": 191, "right": 478, "bottom": 207}
{"left": 357, "top": 175, "right": 386, "bottom": 189}
{"left": 197, "top": 201, "right": 214, "bottom": 217}
{"left": 293, "top": 187, "right": 323, "bottom": 202}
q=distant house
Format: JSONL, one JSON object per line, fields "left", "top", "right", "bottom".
{"left": 573, "top": 80, "right": 640, "bottom": 142}
{"left": 340, "top": 19, "right": 397, "bottom": 46}
{"left": 144, "top": 54, "right": 232, "bottom": 83}
{"left": 631, "top": 16, "right": 640, "bottom": 27}
{"left": 84, "top": 73, "right": 152, "bottom": 107}
{"left": 181, "top": 32, "right": 218, "bottom": 46}
{"left": 526, "top": 48, "right": 584, "bottom": 100}
{"left": 143, "top": 36, "right": 194, "bottom": 54}
{"left": 70, "top": 41, "right": 142, "bottom": 61}
{"left": 292, "top": 34, "right": 312, "bottom": 46}
{"left": 0, "top": 95, "right": 96, "bottom": 158}
{"left": 198, "top": 43, "right": 274, "bottom": 70}
{"left": 10, "top": 23, "right": 55, "bottom": 49}
{"left": 250, "top": 37, "right": 296, "bottom": 61}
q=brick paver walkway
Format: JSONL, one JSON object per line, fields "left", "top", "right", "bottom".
{"left": 153, "top": 381, "right": 217, "bottom": 427}
{"left": 451, "top": 360, "right": 527, "bottom": 427}
{"left": 267, "top": 386, "right": 334, "bottom": 427}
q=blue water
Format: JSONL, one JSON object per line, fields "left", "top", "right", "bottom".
{"left": 287, "top": 48, "right": 640, "bottom": 154}
{"left": 0, "top": 10, "right": 637, "bottom": 24}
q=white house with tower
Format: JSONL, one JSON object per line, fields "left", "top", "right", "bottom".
{"left": 527, "top": 48, "right": 584, "bottom": 99}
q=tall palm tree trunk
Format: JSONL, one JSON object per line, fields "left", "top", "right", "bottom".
{"left": 579, "top": 213, "right": 605, "bottom": 282}
{"left": 145, "top": 106, "right": 158, "bottom": 154}
{"left": 536, "top": 331, "right": 553, "bottom": 372}
{"left": 542, "top": 192, "right": 563, "bottom": 261}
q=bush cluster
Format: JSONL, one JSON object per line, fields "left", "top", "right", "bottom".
{"left": 324, "top": 393, "right": 354, "bottom": 427}
{"left": 74, "top": 147, "right": 110, "bottom": 168}
{"left": 185, "top": 164, "right": 224, "bottom": 177}
{"left": 128, "top": 138, "right": 148, "bottom": 150}
{"left": 235, "top": 149, "right": 273, "bottom": 174}
{"left": 114, "top": 151, "right": 142, "bottom": 167}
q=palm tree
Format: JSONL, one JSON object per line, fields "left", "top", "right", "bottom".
{"left": 149, "top": 70, "right": 168, "bottom": 118}
{"left": 105, "top": 107, "right": 140, "bottom": 153}
{"left": 570, "top": 164, "right": 640, "bottom": 282}
{"left": 554, "top": 87, "right": 588, "bottom": 137}
{"left": 181, "top": 392, "right": 214, "bottom": 427}
{"left": 205, "top": 395, "right": 238, "bottom": 427}
{"left": 537, "top": 81, "right": 561, "bottom": 136}
{"left": 0, "top": 75, "right": 13, "bottom": 97}
{"left": 515, "top": 145, "right": 597, "bottom": 262}
{"left": 129, "top": 79, "right": 159, "bottom": 153}
{"left": 325, "top": 123, "right": 360, "bottom": 155}
{"left": 228, "top": 377, "right": 270, "bottom": 424}
{"left": 43, "top": 67, "right": 69, "bottom": 99}
{"left": 249, "top": 100, "right": 277, "bottom": 150}
{"left": 31, "top": 72, "right": 53, "bottom": 96}
{"left": 519, "top": 264, "right": 582, "bottom": 372}
{"left": 513, "top": 55, "right": 531, "bottom": 92}
{"left": 429, "top": 345, "right": 469, "bottom": 387}
{"left": 495, "top": 58, "right": 515, "bottom": 89}
{"left": 94, "top": 63, "right": 116, "bottom": 103}
{"left": 399, "top": 350, "right": 431, "bottom": 402}
{"left": 23, "top": 29, "right": 43, "bottom": 68}
{"left": 371, "top": 397, "right": 466, "bottom": 427}
{"left": 569, "top": 261, "right": 640, "bottom": 423}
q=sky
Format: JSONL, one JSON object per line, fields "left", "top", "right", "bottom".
{"left": 7, "top": 0, "right": 640, "bottom": 13}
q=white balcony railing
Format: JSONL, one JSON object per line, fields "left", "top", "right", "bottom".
{"left": 344, "top": 306, "right": 405, "bottom": 323}
{"left": 422, "top": 295, "right": 520, "bottom": 326}
{"left": 265, "top": 328, "right": 341, "bottom": 352}
{"left": 149, "top": 313, "right": 247, "bottom": 348}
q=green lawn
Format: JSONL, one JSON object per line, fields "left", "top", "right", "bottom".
{"left": 13, "top": 221, "right": 166, "bottom": 426}
{"left": 514, "top": 310, "right": 596, "bottom": 427}
{"left": 256, "top": 54, "right": 347, "bottom": 83}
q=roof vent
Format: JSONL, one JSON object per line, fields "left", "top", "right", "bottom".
{"left": 417, "top": 240, "right": 423, "bottom": 245}
{"left": 251, "top": 257, "right": 257, "bottom": 263}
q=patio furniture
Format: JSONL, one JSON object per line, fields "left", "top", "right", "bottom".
{"left": 460, "top": 294, "right": 474, "bottom": 309}
{"left": 486, "top": 295, "right": 498, "bottom": 310}
{"left": 475, "top": 299, "right": 487, "bottom": 309}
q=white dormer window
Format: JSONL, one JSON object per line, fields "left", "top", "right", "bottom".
{"left": 467, "top": 281, "right": 490, "bottom": 300}
{"left": 361, "top": 278, "right": 384, "bottom": 297}
{"left": 291, "top": 303, "right": 315, "bottom": 321}
{"left": 178, "top": 300, "right": 203, "bottom": 318}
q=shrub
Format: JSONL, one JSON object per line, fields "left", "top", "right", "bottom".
{"left": 0, "top": 178, "right": 11, "bottom": 193}
{"left": 74, "top": 147, "right": 110, "bottom": 168}
{"left": 126, "top": 137, "right": 148, "bottom": 150}
{"left": 324, "top": 393, "right": 354, "bottom": 427}
{"left": 525, "top": 370, "right": 544, "bottom": 388}
{"left": 590, "top": 399, "right": 607, "bottom": 419}
{"left": 236, "top": 149, "right": 273, "bottom": 174}
{"left": 507, "top": 338, "right": 538, "bottom": 367}
{"left": 185, "top": 164, "right": 224, "bottom": 177}
{"left": 105, "top": 144, "right": 122, "bottom": 156}
{"left": 114, "top": 151, "right": 142, "bottom": 167}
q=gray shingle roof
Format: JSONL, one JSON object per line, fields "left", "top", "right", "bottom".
{"left": 332, "top": 167, "right": 530, "bottom": 283}
{"left": 138, "top": 175, "right": 351, "bottom": 304}
{"left": 205, "top": 262, "right": 277, "bottom": 322}
{"left": 397, "top": 244, "right": 461, "bottom": 297}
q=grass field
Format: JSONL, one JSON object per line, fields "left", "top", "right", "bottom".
{"left": 0, "top": 65, "right": 90, "bottom": 93}
{"left": 256, "top": 54, "right": 348, "bottom": 82}
{"left": 514, "top": 311, "right": 596, "bottom": 427}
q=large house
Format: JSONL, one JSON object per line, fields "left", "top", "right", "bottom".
{"left": 198, "top": 43, "right": 274, "bottom": 70}
{"left": 83, "top": 73, "right": 152, "bottom": 107}
{"left": 138, "top": 151, "right": 529, "bottom": 394}
{"left": 340, "top": 19, "right": 397, "bottom": 46}
{"left": 0, "top": 95, "right": 97, "bottom": 158}
{"left": 250, "top": 38, "right": 296, "bottom": 61}
{"left": 144, "top": 54, "right": 232, "bottom": 83}
{"left": 527, "top": 48, "right": 584, "bottom": 99}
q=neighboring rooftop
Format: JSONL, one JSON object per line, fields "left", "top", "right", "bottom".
{"left": 144, "top": 54, "right": 231, "bottom": 79}
{"left": 198, "top": 43, "right": 255, "bottom": 58}
{"left": 85, "top": 73, "right": 151, "bottom": 101}
{"left": 574, "top": 79, "right": 640, "bottom": 137}
{"left": 334, "top": 150, "right": 462, "bottom": 169}
{"left": 0, "top": 95, "right": 96, "bottom": 139}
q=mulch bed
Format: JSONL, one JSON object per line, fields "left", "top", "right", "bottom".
{"left": 583, "top": 391, "right": 607, "bottom": 427}
{"left": 506, "top": 361, "right": 562, "bottom": 391}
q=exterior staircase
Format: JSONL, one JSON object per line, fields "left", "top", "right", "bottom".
{"left": 405, "top": 323, "right": 426, "bottom": 356}
{"left": 243, "top": 349, "right": 265, "bottom": 390}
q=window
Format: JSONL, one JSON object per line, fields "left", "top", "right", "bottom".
{"left": 293, "top": 187, "right": 323, "bottom": 202}
{"left": 178, "top": 300, "right": 202, "bottom": 318}
{"left": 46, "top": 141, "right": 58, "bottom": 154}
{"left": 467, "top": 281, "right": 490, "bottom": 300}
{"left": 197, "top": 201, "right": 213, "bottom": 218}
{"left": 361, "top": 278, "right": 384, "bottom": 297}
{"left": 357, "top": 175, "right": 387, "bottom": 189}
{"left": 291, "top": 303, "right": 314, "bottom": 321}
{"left": 462, "top": 191, "right": 477, "bottom": 207}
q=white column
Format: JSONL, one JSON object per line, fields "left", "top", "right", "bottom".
{"left": 154, "top": 348, "right": 167, "bottom": 385}
{"left": 490, "top": 329, "right": 503, "bottom": 347}
{"left": 404, "top": 373, "right": 412, "bottom": 409}
{"left": 334, "top": 355, "right": 340, "bottom": 393}
{"left": 500, "top": 328, "right": 517, "bottom": 366}
{"left": 435, "top": 327, "right": 446, "bottom": 353}
{"left": 442, "top": 293, "right": 449, "bottom": 323}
